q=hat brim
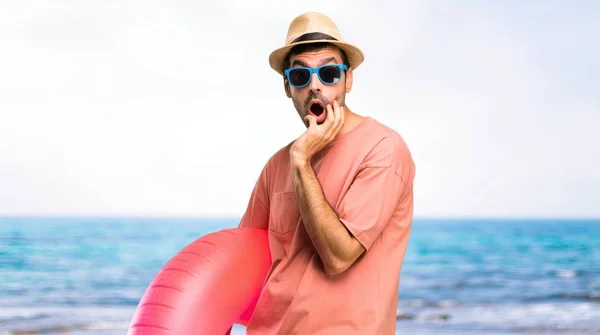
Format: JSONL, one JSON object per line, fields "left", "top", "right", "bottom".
{"left": 268, "top": 40, "right": 364, "bottom": 75}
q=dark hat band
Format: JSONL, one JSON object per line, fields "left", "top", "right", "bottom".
{"left": 291, "top": 32, "right": 338, "bottom": 44}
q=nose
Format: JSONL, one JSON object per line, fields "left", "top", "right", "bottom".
{"left": 307, "top": 72, "right": 322, "bottom": 92}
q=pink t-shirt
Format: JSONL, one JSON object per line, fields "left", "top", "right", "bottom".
{"left": 238, "top": 116, "right": 416, "bottom": 334}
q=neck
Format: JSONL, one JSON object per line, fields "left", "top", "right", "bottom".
{"left": 339, "top": 105, "right": 365, "bottom": 136}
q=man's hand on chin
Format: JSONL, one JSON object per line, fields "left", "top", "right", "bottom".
{"left": 290, "top": 100, "right": 345, "bottom": 165}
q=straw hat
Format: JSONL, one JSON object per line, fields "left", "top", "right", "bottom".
{"left": 268, "top": 12, "right": 365, "bottom": 75}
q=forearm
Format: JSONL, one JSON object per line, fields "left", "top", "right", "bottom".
{"left": 291, "top": 158, "right": 364, "bottom": 275}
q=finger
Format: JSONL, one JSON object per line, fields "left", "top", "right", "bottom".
{"left": 339, "top": 103, "right": 345, "bottom": 129}
{"left": 304, "top": 114, "right": 317, "bottom": 129}
{"left": 331, "top": 100, "right": 341, "bottom": 128}
{"left": 332, "top": 100, "right": 343, "bottom": 135}
{"left": 319, "top": 104, "right": 333, "bottom": 137}
{"left": 324, "top": 103, "right": 334, "bottom": 128}
{"left": 335, "top": 100, "right": 343, "bottom": 121}
{"left": 324, "top": 103, "right": 337, "bottom": 137}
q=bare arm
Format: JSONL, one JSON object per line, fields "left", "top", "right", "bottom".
{"left": 291, "top": 157, "right": 365, "bottom": 276}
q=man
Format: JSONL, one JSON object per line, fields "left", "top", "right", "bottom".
{"left": 237, "top": 12, "right": 416, "bottom": 334}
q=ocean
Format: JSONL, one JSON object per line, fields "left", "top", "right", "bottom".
{"left": 1, "top": 216, "right": 598, "bottom": 335}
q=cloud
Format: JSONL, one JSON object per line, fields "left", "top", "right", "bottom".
{"left": 0, "top": 0, "right": 598, "bottom": 217}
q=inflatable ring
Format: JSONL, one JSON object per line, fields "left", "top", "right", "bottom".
{"left": 127, "top": 227, "right": 271, "bottom": 334}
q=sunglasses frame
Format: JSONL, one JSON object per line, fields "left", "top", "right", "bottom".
{"left": 284, "top": 64, "right": 348, "bottom": 88}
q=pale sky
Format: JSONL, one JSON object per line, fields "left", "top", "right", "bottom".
{"left": 0, "top": 1, "right": 598, "bottom": 218}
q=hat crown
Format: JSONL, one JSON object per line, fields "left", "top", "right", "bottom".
{"left": 268, "top": 12, "right": 363, "bottom": 75}
{"left": 285, "top": 12, "right": 343, "bottom": 45}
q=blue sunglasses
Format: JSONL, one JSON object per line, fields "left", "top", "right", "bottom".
{"left": 284, "top": 64, "right": 348, "bottom": 88}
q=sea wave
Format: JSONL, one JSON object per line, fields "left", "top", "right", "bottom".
{"left": 523, "top": 293, "right": 600, "bottom": 303}
{"left": 0, "top": 321, "right": 129, "bottom": 335}
{"left": 395, "top": 301, "right": 600, "bottom": 334}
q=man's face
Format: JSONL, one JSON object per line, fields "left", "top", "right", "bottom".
{"left": 284, "top": 46, "right": 353, "bottom": 127}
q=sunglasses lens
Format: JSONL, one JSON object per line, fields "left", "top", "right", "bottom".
{"left": 288, "top": 68, "right": 310, "bottom": 87}
{"left": 318, "top": 66, "right": 342, "bottom": 84}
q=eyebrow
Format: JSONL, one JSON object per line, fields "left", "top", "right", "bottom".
{"left": 292, "top": 57, "right": 339, "bottom": 68}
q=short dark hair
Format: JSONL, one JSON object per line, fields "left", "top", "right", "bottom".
{"left": 283, "top": 32, "right": 350, "bottom": 71}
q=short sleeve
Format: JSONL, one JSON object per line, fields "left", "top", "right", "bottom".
{"left": 337, "top": 165, "right": 406, "bottom": 250}
{"left": 238, "top": 160, "right": 271, "bottom": 229}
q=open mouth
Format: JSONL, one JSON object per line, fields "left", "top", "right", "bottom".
{"left": 309, "top": 102, "right": 325, "bottom": 116}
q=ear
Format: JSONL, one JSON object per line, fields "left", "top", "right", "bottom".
{"left": 284, "top": 77, "right": 292, "bottom": 98}
{"left": 345, "top": 68, "right": 353, "bottom": 93}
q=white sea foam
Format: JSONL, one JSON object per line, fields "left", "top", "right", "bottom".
{"left": 557, "top": 269, "right": 577, "bottom": 278}
{"left": 396, "top": 301, "right": 600, "bottom": 333}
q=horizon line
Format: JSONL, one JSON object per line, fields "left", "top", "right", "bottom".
{"left": 0, "top": 214, "right": 599, "bottom": 221}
